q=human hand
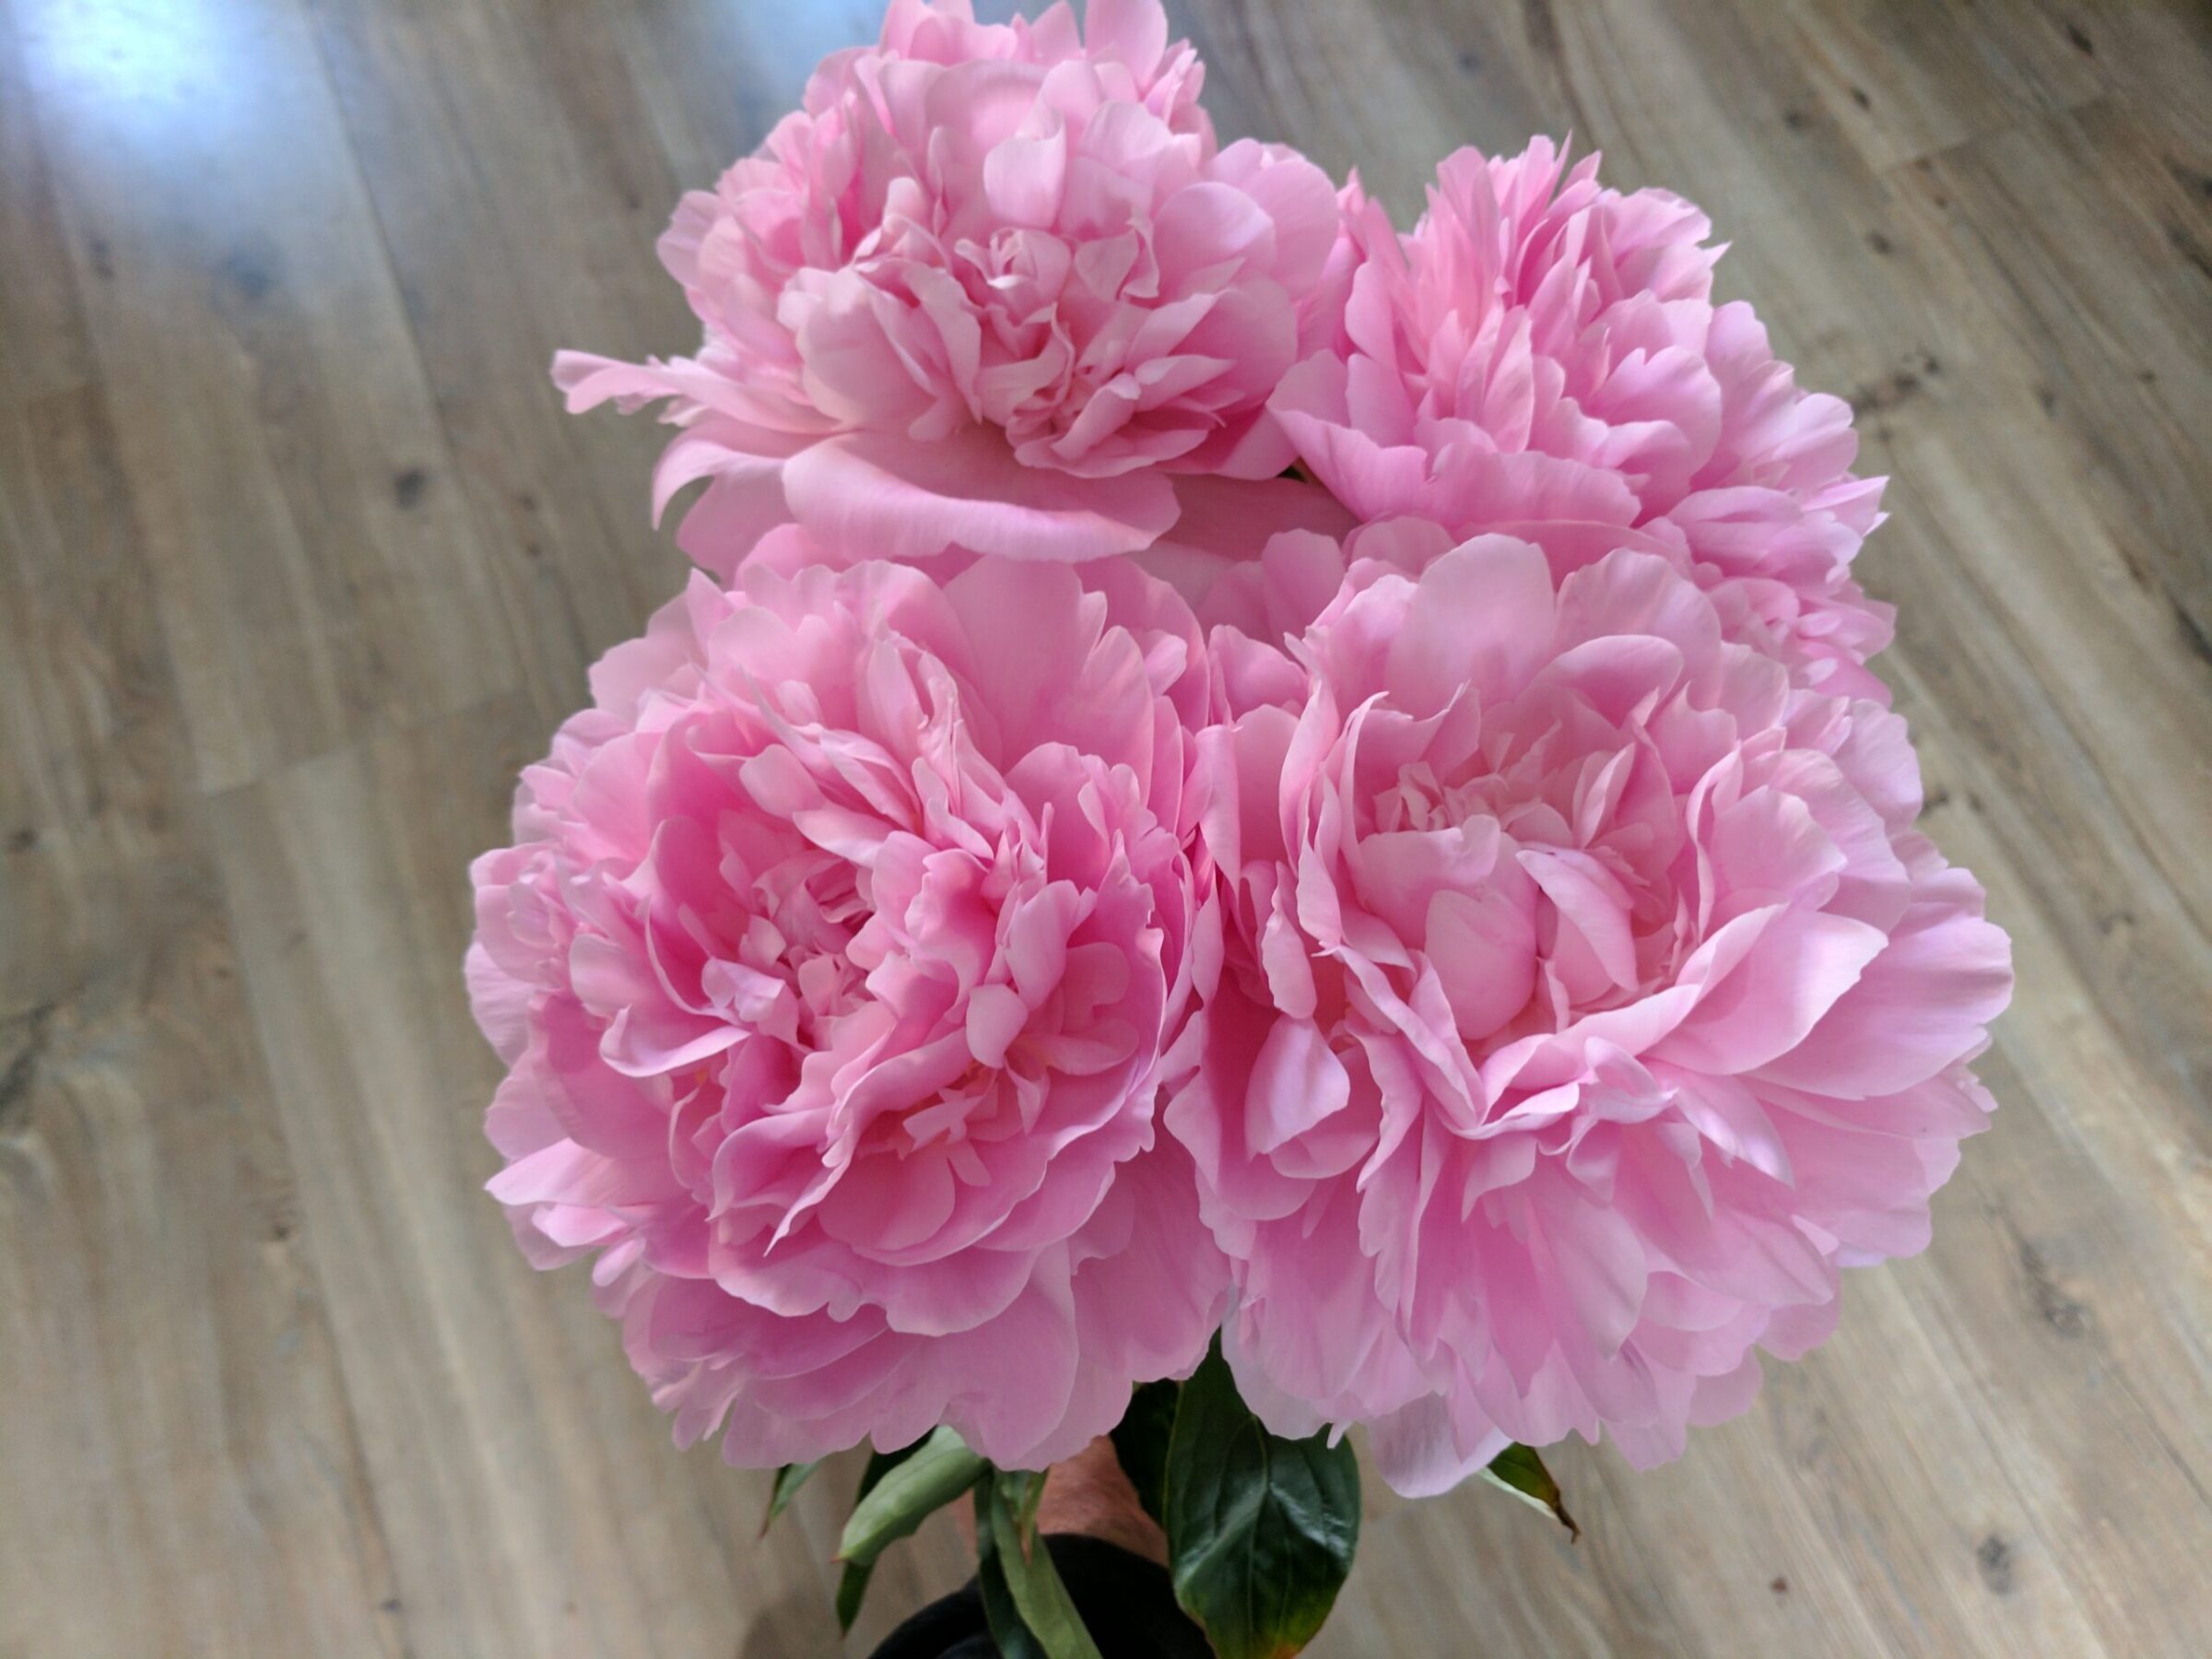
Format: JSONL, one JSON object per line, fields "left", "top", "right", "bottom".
{"left": 954, "top": 1437, "right": 1167, "bottom": 1566}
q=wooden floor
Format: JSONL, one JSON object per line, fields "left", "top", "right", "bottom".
{"left": 3, "top": 0, "right": 2209, "bottom": 1653}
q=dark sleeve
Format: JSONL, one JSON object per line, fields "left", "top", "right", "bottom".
{"left": 868, "top": 1535, "right": 1212, "bottom": 1659}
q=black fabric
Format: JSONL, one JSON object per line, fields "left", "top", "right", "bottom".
{"left": 868, "top": 1535, "right": 1210, "bottom": 1659}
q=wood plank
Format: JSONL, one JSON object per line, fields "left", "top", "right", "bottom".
{"left": 9, "top": 0, "right": 523, "bottom": 793}
{"left": 1889, "top": 98, "right": 2212, "bottom": 653}
{"left": 1784, "top": 0, "right": 2102, "bottom": 170}
{"left": 303, "top": 0, "right": 700, "bottom": 725}
{"left": 0, "top": 378, "right": 402, "bottom": 1654}
{"left": 0, "top": 837, "right": 407, "bottom": 1658}
{"left": 0, "top": 382, "right": 178, "bottom": 854}
{"left": 0, "top": 1, "right": 89, "bottom": 402}
{"left": 2044, "top": 1, "right": 2212, "bottom": 156}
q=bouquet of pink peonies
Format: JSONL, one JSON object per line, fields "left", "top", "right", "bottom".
{"left": 467, "top": 1, "right": 2013, "bottom": 1651}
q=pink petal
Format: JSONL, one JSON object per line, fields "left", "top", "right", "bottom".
{"left": 782, "top": 427, "right": 1181, "bottom": 562}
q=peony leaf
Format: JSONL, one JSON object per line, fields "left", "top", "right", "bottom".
{"left": 1163, "top": 1341, "right": 1361, "bottom": 1659}
{"left": 982, "top": 1469, "right": 1106, "bottom": 1659}
{"left": 832, "top": 1558, "right": 873, "bottom": 1632}
{"left": 759, "top": 1460, "right": 822, "bottom": 1535}
{"left": 1480, "top": 1442, "right": 1580, "bottom": 1540}
{"left": 1110, "top": 1379, "right": 1181, "bottom": 1525}
{"left": 974, "top": 1476, "right": 1047, "bottom": 1659}
{"left": 836, "top": 1426, "right": 985, "bottom": 1570}
{"left": 835, "top": 1438, "right": 929, "bottom": 1631}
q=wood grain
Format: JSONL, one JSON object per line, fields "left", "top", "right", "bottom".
{"left": 1, "top": 1, "right": 2206, "bottom": 1653}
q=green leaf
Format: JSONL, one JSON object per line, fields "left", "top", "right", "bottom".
{"left": 1110, "top": 1379, "right": 1180, "bottom": 1525}
{"left": 983, "top": 1470, "right": 1106, "bottom": 1659}
{"left": 974, "top": 1476, "right": 1047, "bottom": 1659}
{"left": 834, "top": 1439, "right": 928, "bottom": 1631}
{"left": 831, "top": 1558, "right": 873, "bottom": 1634}
{"left": 836, "top": 1426, "right": 984, "bottom": 1570}
{"left": 1164, "top": 1341, "right": 1360, "bottom": 1659}
{"left": 1479, "top": 1442, "right": 1579, "bottom": 1540}
{"left": 759, "top": 1461, "right": 822, "bottom": 1535}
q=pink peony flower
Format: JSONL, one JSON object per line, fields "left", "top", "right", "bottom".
{"left": 1270, "top": 141, "right": 1894, "bottom": 696}
{"left": 556, "top": 0, "right": 1345, "bottom": 574}
{"left": 1170, "top": 533, "right": 2010, "bottom": 1491}
{"left": 467, "top": 555, "right": 1228, "bottom": 1467}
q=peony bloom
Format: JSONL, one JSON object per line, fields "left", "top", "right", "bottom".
{"left": 1170, "top": 533, "right": 2010, "bottom": 1491}
{"left": 467, "top": 556, "right": 1227, "bottom": 1467}
{"left": 557, "top": 0, "right": 1345, "bottom": 574}
{"left": 1270, "top": 141, "right": 1894, "bottom": 696}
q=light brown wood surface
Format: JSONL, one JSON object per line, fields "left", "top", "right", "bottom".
{"left": 3, "top": 1, "right": 2208, "bottom": 1653}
